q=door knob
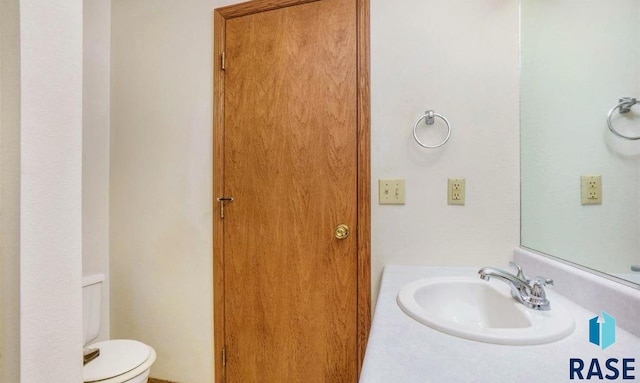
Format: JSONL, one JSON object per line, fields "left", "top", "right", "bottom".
{"left": 334, "top": 224, "right": 350, "bottom": 240}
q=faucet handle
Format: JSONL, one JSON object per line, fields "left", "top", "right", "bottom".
{"left": 508, "top": 261, "right": 528, "bottom": 281}
{"left": 528, "top": 278, "right": 552, "bottom": 310}
{"left": 533, "top": 276, "right": 553, "bottom": 286}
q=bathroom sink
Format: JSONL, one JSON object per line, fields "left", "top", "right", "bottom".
{"left": 397, "top": 277, "right": 575, "bottom": 345}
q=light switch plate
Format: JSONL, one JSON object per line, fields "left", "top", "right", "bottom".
{"left": 379, "top": 179, "right": 405, "bottom": 205}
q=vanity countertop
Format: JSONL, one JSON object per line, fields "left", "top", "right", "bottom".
{"left": 359, "top": 265, "right": 640, "bottom": 383}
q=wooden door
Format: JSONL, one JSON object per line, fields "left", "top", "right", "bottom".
{"left": 213, "top": 0, "right": 369, "bottom": 382}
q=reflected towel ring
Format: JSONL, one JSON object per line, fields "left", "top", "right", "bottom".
{"left": 607, "top": 97, "right": 640, "bottom": 141}
{"left": 413, "top": 110, "right": 451, "bottom": 149}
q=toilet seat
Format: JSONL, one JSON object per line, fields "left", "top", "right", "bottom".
{"left": 84, "top": 340, "right": 155, "bottom": 383}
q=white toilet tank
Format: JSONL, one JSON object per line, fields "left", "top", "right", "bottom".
{"left": 83, "top": 273, "right": 105, "bottom": 346}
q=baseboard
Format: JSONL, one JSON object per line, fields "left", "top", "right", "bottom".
{"left": 148, "top": 378, "right": 178, "bottom": 383}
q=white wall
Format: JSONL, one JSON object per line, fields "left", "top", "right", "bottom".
{"left": 0, "top": 0, "right": 21, "bottom": 380}
{"left": 110, "top": 1, "right": 216, "bottom": 382}
{"left": 19, "top": 0, "right": 84, "bottom": 381}
{"left": 370, "top": 0, "right": 520, "bottom": 304}
{"left": 521, "top": 0, "right": 640, "bottom": 274}
{"left": 83, "top": 0, "right": 111, "bottom": 343}
{"left": 109, "top": 0, "right": 520, "bottom": 381}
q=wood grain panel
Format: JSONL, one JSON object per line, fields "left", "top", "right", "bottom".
{"left": 213, "top": 10, "right": 226, "bottom": 383}
{"left": 356, "top": 0, "right": 371, "bottom": 375}
{"left": 223, "top": 1, "right": 357, "bottom": 382}
{"left": 148, "top": 379, "right": 177, "bottom": 383}
{"left": 213, "top": 0, "right": 370, "bottom": 382}
{"left": 217, "top": 0, "right": 319, "bottom": 19}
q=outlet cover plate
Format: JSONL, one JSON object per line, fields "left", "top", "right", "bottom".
{"left": 448, "top": 178, "right": 465, "bottom": 205}
{"left": 581, "top": 175, "right": 602, "bottom": 205}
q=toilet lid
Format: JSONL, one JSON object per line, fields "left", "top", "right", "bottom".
{"left": 84, "top": 339, "right": 151, "bottom": 382}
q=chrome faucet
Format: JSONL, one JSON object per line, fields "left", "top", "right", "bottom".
{"left": 478, "top": 262, "right": 553, "bottom": 311}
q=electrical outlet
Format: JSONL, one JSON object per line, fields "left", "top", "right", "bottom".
{"left": 379, "top": 179, "right": 405, "bottom": 205}
{"left": 581, "top": 175, "right": 602, "bottom": 205}
{"left": 448, "top": 178, "right": 465, "bottom": 205}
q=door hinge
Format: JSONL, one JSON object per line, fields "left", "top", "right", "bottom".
{"left": 216, "top": 197, "right": 234, "bottom": 219}
{"left": 221, "top": 52, "right": 226, "bottom": 71}
{"left": 222, "top": 347, "right": 226, "bottom": 367}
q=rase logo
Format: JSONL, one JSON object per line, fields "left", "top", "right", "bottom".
{"left": 570, "top": 312, "right": 636, "bottom": 380}
{"left": 590, "top": 311, "right": 616, "bottom": 350}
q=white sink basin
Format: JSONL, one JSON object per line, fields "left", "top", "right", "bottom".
{"left": 397, "top": 276, "right": 575, "bottom": 345}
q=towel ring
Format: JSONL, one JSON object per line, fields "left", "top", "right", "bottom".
{"left": 413, "top": 110, "right": 451, "bottom": 149}
{"left": 607, "top": 97, "right": 640, "bottom": 141}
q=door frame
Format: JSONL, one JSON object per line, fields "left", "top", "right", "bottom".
{"left": 212, "top": 0, "right": 370, "bottom": 381}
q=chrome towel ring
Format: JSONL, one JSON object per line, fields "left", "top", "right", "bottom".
{"left": 413, "top": 110, "right": 451, "bottom": 149}
{"left": 607, "top": 97, "right": 640, "bottom": 140}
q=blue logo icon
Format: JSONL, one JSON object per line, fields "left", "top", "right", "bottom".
{"left": 589, "top": 311, "right": 616, "bottom": 350}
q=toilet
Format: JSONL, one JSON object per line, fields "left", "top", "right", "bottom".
{"left": 83, "top": 274, "right": 157, "bottom": 383}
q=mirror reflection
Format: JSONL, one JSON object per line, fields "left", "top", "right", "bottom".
{"left": 520, "top": 0, "right": 640, "bottom": 285}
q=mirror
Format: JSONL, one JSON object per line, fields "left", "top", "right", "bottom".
{"left": 520, "top": 0, "right": 640, "bottom": 286}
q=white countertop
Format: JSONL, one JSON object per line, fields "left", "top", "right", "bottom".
{"left": 359, "top": 265, "right": 640, "bottom": 383}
